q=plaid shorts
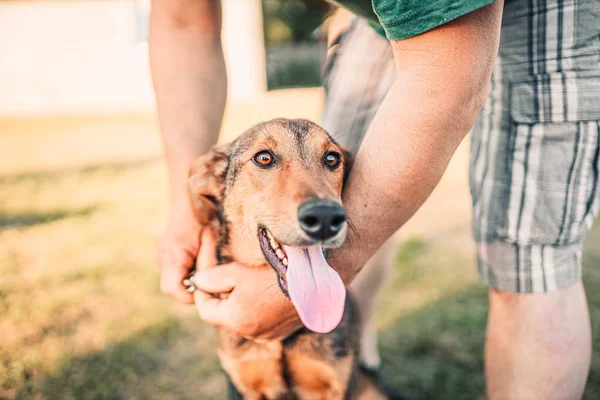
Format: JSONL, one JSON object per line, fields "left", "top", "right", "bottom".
{"left": 321, "top": 0, "right": 600, "bottom": 293}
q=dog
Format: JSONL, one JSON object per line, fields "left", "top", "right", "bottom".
{"left": 186, "top": 118, "right": 388, "bottom": 399}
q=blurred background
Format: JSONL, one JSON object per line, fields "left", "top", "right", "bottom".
{"left": 0, "top": 0, "right": 598, "bottom": 399}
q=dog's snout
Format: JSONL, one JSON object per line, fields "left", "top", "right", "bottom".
{"left": 298, "top": 199, "right": 346, "bottom": 241}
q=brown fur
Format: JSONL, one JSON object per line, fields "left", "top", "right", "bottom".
{"left": 188, "top": 119, "right": 385, "bottom": 399}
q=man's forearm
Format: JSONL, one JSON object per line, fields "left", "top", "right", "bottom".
{"left": 331, "top": 2, "right": 504, "bottom": 281}
{"left": 333, "top": 78, "right": 481, "bottom": 281}
{"left": 149, "top": 0, "right": 226, "bottom": 211}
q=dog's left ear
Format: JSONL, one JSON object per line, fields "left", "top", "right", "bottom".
{"left": 341, "top": 148, "right": 355, "bottom": 185}
{"left": 188, "top": 143, "right": 232, "bottom": 225}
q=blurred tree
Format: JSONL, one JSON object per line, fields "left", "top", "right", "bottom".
{"left": 263, "top": 0, "right": 332, "bottom": 45}
{"left": 262, "top": 0, "right": 333, "bottom": 90}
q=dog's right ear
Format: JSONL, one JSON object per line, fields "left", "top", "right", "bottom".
{"left": 188, "top": 143, "right": 232, "bottom": 225}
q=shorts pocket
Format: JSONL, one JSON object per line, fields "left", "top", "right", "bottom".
{"left": 510, "top": 71, "right": 600, "bottom": 124}
{"left": 321, "top": 22, "right": 352, "bottom": 88}
{"left": 495, "top": 72, "right": 600, "bottom": 246}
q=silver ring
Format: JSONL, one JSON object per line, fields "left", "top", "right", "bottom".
{"left": 183, "top": 272, "right": 198, "bottom": 293}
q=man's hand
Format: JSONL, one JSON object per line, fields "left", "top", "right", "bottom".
{"left": 156, "top": 206, "right": 201, "bottom": 304}
{"left": 192, "top": 229, "right": 302, "bottom": 340}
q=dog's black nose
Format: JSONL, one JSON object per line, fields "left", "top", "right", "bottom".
{"left": 298, "top": 199, "right": 346, "bottom": 241}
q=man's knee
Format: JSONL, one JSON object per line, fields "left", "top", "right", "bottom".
{"left": 486, "top": 283, "right": 591, "bottom": 400}
{"left": 488, "top": 287, "right": 522, "bottom": 308}
{"left": 488, "top": 282, "right": 588, "bottom": 314}
{"left": 487, "top": 283, "right": 590, "bottom": 345}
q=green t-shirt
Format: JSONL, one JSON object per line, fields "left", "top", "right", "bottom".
{"left": 328, "top": 0, "right": 496, "bottom": 40}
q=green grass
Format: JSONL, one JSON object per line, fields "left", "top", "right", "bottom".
{"left": 1, "top": 99, "right": 599, "bottom": 399}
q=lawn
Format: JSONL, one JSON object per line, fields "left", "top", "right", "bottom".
{"left": 1, "top": 89, "right": 599, "bottom": 400}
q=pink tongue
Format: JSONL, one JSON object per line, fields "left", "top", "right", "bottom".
{"left": 283, "top": 245, "right": 346, "bottom": 333}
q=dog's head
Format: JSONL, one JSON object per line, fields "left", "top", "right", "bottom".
{"left": 188, "top": 118, "right": 353, "bottom": 333}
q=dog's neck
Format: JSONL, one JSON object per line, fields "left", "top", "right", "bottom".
{"left": 213, "top": 215, "right": 233, "bottom": 265}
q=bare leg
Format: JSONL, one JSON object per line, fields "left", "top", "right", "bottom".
{"left": 485, "top": 282, "right": 591, "bottom": 400}
{"left": 349, "top": 236, "right": 397, "bottom": 369}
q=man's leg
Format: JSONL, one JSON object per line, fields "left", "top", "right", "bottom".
{"left": 470, "top": 0, "right": 600, "bottom": 397}
{"left": 472, "top": 103, "right": 597, "bottom": 400}
{"left": 320, "top": 17, "right": 395, "bottom": 369}
{"left": 349, "top": 237, "right": 397, "bottom": 369}
{"left": 486, "top": 283, "right": 591, "bottom": 399}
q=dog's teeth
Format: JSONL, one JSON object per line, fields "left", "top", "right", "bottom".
{"left": 265, "top": 229, "right": 274, "bottom": 239}
{"left": 276, "top": 249, "right": 285, "bottom": 259}
{"left": 282, "top": 258, "right": 288, "bottom": 266}
{"left": 269, "top": 238, "right": 279, "bottom": 249}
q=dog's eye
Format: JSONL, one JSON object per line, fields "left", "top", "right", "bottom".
{"left": 253, "top": 150, "right": 275, "bottom": 168}
{"left": 324, "top": 152, "right": 341, "bottom": 170}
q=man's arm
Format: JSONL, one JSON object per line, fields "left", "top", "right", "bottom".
{"left": 330, "top": 1, "right": 504, "bottom": 281}
{"left": 150, "top": 0, "right": 226, "bottom": 303}
{"left": 190, "top": 1, "right": 504, "bottom": 339}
